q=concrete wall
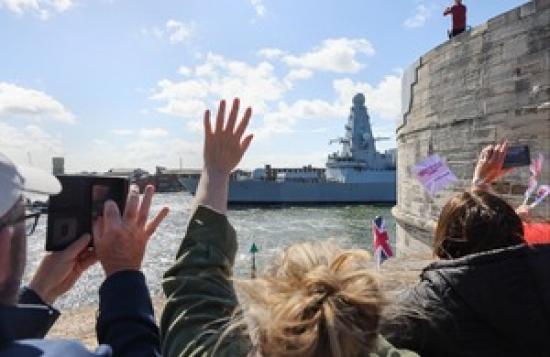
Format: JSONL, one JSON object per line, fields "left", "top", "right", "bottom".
{"left": 394, "top": 0, "right": 550, "bottom": 254}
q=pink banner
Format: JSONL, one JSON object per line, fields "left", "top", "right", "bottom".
{"left": 412, "top": 155, "right": 458, "bottom": 196}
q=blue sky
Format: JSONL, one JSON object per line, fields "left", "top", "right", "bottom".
{"left": 0, "top": 0, "right": 527, "bottom": 172}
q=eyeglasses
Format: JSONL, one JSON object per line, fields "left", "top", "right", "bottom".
{"left": 0, "top": 211, "right": 42, "bottom": 236}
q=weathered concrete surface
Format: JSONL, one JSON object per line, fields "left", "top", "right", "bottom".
{"left": 395, "top": 0, "right": 550, "bottom": 254}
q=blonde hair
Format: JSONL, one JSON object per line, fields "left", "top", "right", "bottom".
{"left": 223, "top": 242, "right": 385, "bottom": 357}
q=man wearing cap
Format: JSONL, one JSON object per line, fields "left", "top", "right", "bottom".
{"left": 0, "top": 153, "right": 169, "bottom": 356}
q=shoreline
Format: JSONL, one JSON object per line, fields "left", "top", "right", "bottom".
{"left": 47, "top": 254, "right": 433, "bottom": 348}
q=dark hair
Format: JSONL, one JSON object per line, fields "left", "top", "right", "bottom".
{"left": 433, "top": 190, "right": 524, "bottom": 259}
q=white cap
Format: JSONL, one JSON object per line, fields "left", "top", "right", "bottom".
{"left": 0, "top": 153, "right": 61, "bottom": 217}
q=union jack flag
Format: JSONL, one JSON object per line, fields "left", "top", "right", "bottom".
{"left": 372, "top": 216, "right": 394, "bottom": 270}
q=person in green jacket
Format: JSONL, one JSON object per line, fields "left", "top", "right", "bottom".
{"left": 161, "top": 98, "right": 419, "bottom": 357}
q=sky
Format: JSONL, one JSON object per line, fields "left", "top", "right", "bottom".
{"left": 0, "top": 0, "right": 527, "bottom": 173}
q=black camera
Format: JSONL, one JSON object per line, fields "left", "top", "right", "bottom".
{"left": 46, "top": 176, "right": 129, "bottom": 251}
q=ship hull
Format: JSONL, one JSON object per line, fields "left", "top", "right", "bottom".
{"left": 180, "top": 175, "right": 396, "bottom": 204}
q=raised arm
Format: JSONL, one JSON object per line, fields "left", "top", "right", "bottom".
{"left": 194, "top": 98, "right": 253, "bottom": 214}
{"left": 161, "top": 98, "right": 253, "bottom": 357}
{"left": 93, "top": 185, "right": 169, "bottom": 357}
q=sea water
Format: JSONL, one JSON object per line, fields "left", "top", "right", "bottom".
{"left": 24, "top": 192, "right": 396, "bottom": 309}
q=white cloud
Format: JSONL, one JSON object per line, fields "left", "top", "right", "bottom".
{"left": 255, "top": 73, "right": 402, "bottom": 139}
{"left": 249, "top": 0, "right": 266, "bottom": 17}
{"left": 404, "top": 4, "right": 431, "bottom": 29}
{"left": 166, "top": 19, "right": 193, "bottom": 44}
{"left": 177, "top": 66, "right": 192, "bottom": 76}
{"left": 142, "top": 19, "right": 194, "bottom": 45}
{"left": 151, "top": 52, "right": 288, "bottom": 120}
{"left": 67, "top": 137, "right": 202, "bottom": 173}
{"left": 111, "top": 129, "right": 133, "bottom": 136}
{"left": 111, "top": 127, "right": 170, "bottom": 139}
{"left": 151, "top": 78, "right": 208, "bottom": 118}
{"left": 0, "top": 0, "right": 73, "bottom": 19}
{"left": 257, "top": 48, "right": 286, "bottom": 60}
{"left": 282, "top": 38, "right": 375, "bottom": 74}
{"left": 284, "top": 69, "right": 313, "bottom": 87}
{"left": 333, "top": 73, "right": 402, "bottom": 121}
{"left": 0, "top": 82, "right": 75, "bottom": 123}
{"left": 141, "top": 27, "right": 164, "bottom": 39}
{"left": 150, "top": 39, "right": 398, "bottom": 145}
{"left": 244, "top": 150, "right": 327, "bottom": 169}
{"left": 51, "top": 0, "right": 71, "bottom": 11}
{"left": 255, "top": 99, "right": 341, "bottom": 139}
{"left": 138, "top": 127, "right": 169, "bottom": 139}
{"left": 0, "top": 121, "right": 64, "bottom": 170}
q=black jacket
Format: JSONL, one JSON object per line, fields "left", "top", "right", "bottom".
{"left": 382, "top": 244, "right": 550, "bottom": 357}
{"left": 0, "top": 271, "right": 159, "bottom": 356}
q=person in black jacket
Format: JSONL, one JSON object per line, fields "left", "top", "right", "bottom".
{"left": 0, "top": 152, "right": 169, "bottom": 356}
{"left": 381, "top": 142, "right": 550, "bottom": 356}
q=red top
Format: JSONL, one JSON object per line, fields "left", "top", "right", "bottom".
{"left": 523, "top": 222, "right": 550, "bottom": 245}
{"left": 444, "top": 4, "right": 467, "bottom": 30}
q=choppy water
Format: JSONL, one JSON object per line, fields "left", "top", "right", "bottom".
{"left": 24, "top": 192, "right": 396, "bottom": 309}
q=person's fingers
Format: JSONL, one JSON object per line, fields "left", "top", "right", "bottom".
{"left": 215, "top": 99, "right": 226, "bottom": 133}
{"left": 0, "top": 227, "right": 14, "bottom": 260}
{"left": 144, "top": 207, "right": 170, "bottom": 237}
{"left": 480, "top": 145, "right": 491, "bottom": 160}
{"left": 92, "top": 216, "right": 104, "bottom": 242}
{"left": 62, "top": 233, "right": 92, "bottom": 259}
{"left": 204, "top": 109, "right": 213, "bottom": 136}
{"left": 123, "top": 191, "right": 140, "bottom": 223}
{"left": 490, "top": 144, "right": 500, "bottom": 163}
{"left": 78, "top": 250, "right": 98, "bottom": 271}
{"left": 495, "top": 141, "right": 504, "bottom": 155}
{"left": 137, "top": 185, "right": 155, "bottom": 227}
{"left": 240, "top": 134, "right": 254, "bottom": 154}
{"left": 103, "top": 200, "right": 122, "bottom": 232}
{"left": 497, "top": 141, "right": 509, "bottom": 163}
{"left": 130, "top": 184, "right": 140, "bottom": 194}
{"left": 485, "top": 145, "right": 495, "bottom": 161}
{"left": 0, "top": 226, "right": 14, "bottom": 242}
{"left": 225, "top": 98, "right": 240, "bottom": 133}
{"left": 234, "top": 107, "right": 252, "bottom": 138}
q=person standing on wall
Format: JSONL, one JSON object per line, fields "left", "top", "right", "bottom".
{"left": 444, "top": 0, "right": 467, "bottom": 38}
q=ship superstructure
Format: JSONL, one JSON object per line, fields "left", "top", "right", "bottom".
{"left": 180, "top": 93, "right": 396, "bottom": 203}
{"left": 326, "top": 93, "right": 395, "bottom": 183}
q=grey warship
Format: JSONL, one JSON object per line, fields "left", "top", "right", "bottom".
{"left": 180, "top": 93, "right": 396, "bottom": 203}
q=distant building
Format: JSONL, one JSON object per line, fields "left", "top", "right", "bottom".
{"left": 52, "top": 157, "right": 65, "bottom": 176}
{"left": 384, "top": 149, "right": 397, "bottom": 166}
{"left": 156, "top": 167, "right": 202, "bottom": 177}
{"left": 105, "top": 168, "right": 149, "bottom": 179}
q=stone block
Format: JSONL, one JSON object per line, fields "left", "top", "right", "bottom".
{"left": 520, "top": 2, "right": 537, "bottom": 17}
{"left": 491, "top": 182, "right": 511, "bottom": 194}
{"left": 511, "top": 184, "right": 529, "bottom": 195}
{"left": 535, "top": 0, "right": 550, "bottom": 11}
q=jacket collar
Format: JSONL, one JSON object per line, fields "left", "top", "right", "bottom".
{"left": 424, "top": 243, "right": 529, "bottom": 271}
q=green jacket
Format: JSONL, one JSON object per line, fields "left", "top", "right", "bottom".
{"left": 161, "top": 206, "right": 419, "bottom": 357}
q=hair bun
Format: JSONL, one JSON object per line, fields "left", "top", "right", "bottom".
{"left": 304, "top": 267, "right": 340, "bottom": 301}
